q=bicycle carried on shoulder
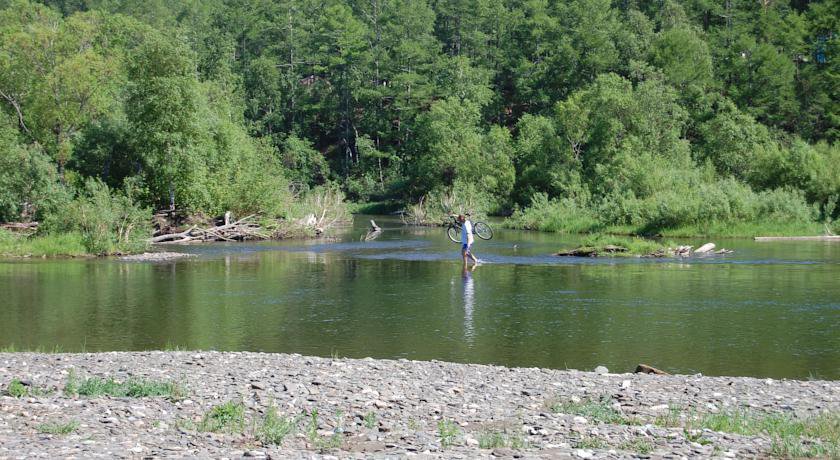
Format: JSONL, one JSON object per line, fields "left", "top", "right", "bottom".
{"left": 445, "top": 214, "right": 493, "bottom": 243}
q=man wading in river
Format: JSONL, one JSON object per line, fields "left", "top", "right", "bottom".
{"left": 459, "top": 214, "right": 479, "bottom": 267}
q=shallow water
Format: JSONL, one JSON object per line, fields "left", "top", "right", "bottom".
{"left": 1, "top": 215, "right": 838, "bottom": 379}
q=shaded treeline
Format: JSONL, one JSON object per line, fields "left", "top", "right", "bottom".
{"left": 0, "top": 0, "right": 838, "bottom": 242}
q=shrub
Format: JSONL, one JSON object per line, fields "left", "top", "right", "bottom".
{"left": 0, "top": 125, "right": 67, "bottom": 223}
{"left": 507, "top": 193, "right": 601, "bottom": 233}
{"left": 42, "top": 179, "right": 151, "bottom": 254}
{"left": 404, "top": 182, "right": 494, "bottom": 226}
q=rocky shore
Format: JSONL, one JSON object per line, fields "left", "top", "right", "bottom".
{"left": 0, "top": 352, "right": 837, "bottom": 459}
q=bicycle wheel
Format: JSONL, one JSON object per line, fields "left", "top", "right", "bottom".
{"left": 474, "top": 221, "right": 493, "bottom": 240}
{"left": 447, "top": 225, "right": 460, "bottom": 243}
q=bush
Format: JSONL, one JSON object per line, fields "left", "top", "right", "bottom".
{"left": 0, "top": 230, "right": 88, "bottom": 257}
{"left": 43, "top": 179, "right": 151, "bottom": 254}
{"left": 404, "top": 182, "right": 494, "bottom": 226}
{"left": 274, "top": 184, "right": 351, "bottom": 237}
{"left": 507, "top": 193, "right": 601, "bottom": 233}
{"left": 0, "top": 125, "right": 67, "bottom": 223}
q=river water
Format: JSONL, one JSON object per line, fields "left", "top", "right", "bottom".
{"left": 1, "top": 215, "right": 838, "bottom": 379}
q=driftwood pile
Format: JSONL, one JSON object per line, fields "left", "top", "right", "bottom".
{"left": 150, "top": 214, "right": 270, "bottom": 244}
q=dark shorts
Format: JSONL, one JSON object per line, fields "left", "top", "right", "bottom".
{"left": 462, "top": 243, "right": 471, "bottom": 251}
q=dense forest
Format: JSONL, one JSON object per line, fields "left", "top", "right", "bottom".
{"left": 0, "top": 0, "right": 838, "bottom": 253}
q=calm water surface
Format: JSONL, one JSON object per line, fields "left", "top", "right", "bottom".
{"left": 1, "top": 215, "right": 838, "bottom": 379}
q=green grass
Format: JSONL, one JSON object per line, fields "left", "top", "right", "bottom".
{"left": 656, "top": 406, "right": 839, "bottom": 458}
{"left": 561, "top": 235, "right": 677, "bottom": 257}
{"left": 364, "top": 411, "right": 377, "bottom": 429}
{"left": 198, "top": 401, "right": 246, "bottom": 433}
{"left": 161, "top": 342, "right": 190, "bottom": 351}
{"left": 654, "top": 404, "right": 684, "bottom": 428}
{"left": 438, "top": 419, "right": 460, "bottom": 448}
{"left": 651, "top": 219, "right": 827, "bottom": 238}
{"left": 5, "top": 379, "right": 53, "bottom": 397}
{"left": 619, "top": 438, "right": 654, "bottom": 454}
{"left": 0, "top": 344, "right": 65, "bottom": 353}
{"left": 37, "top": 419, "right": 79, "bottom": 435}
{"left": 6, "top": 379, "right": 28, "bottom": 397}
{"left": 64, "top": 371, "right": 185, "bottom": 399}
{"left": 0, "top": 230, "right": 89, "bottom": 257}
{"left": 574, "top": 435, "right": 607, "bottom": 449}
{"left": 550, "top": 397, "right": 639, "bottom": 425}
{"left": 305, "top": 409, "right": 342, "bottom": 450}
{"left": 255, "top": 407, "right": 300, "bottom": 445}
{"left": 478, "top": 429, "right": 527, "bottom": 449}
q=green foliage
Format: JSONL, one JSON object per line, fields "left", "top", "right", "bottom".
{"left": 282, "top": 135, "right": 328, "bottom": 189}
{"left": 574, "top": 435, "right": 607, "bottom": 449}
{"left": 0, "top": 229, "right": 87, "bottom": 257}
{"left": 198, "top": 401, "right": 246, "bottom": 433}
{"left": 0, "top": 124, "right": 66, "bottom": 222}
{"left": 477, "top": 429, "right": 526, "bottom": 449}
{"left": 6, "top": 379, "right": 27, "bottom": 397}
{"left": 437, "top": 419, "right": 460, "bottom": 448}
{"left": 650, "top": 26, "right": 712, "bottom": 90}
{"left": 42, "top": 179, "right": 150, "bottom": 255}
{"left": 255, "top": 407, "right": 300, "bottom": 446}
{"left": 507, "top": 193, "right": 601, "bottom": 234}
{"left": 410, "top": 98, "right": 514, "bottom": 201}
{"left": 305, "top": 408, "right": 342, "bottom": 450}
{"left": 37, "top": 420, "right": 79, "bottom": 435}
{"left": 404, "top": 183, "right": 493, "bottom": 226}
{"left": 620, "top": 438, "right": 654, "bottom": 454}
{"left": 550, "top": 397, "right": 638, "bottom": 425}
{"left": 363, "top": 411, "right": 377, "bottom": 429}
{"left": 0, "top": 0, "right": 836, "bottom": 237}
{"left": 64, "top": 372, "right": 185, "bottom": 399}
{"left": 655, "top": 407, "right": 840, "bottom": 458}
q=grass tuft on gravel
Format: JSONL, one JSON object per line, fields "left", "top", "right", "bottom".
{"left": 620, "top": 438, "right": 654, "bottom": 454}
{"left": 64, "top": 371, "right": 185, "bottom": 399}
{"left": 0, "top": 344, "right": 65, "bottom": 353}
{"left": 37, "top": 420, "right": 79, "bottom": 435}
{"left": 6, "top": 379, "right": 28, "bottom": 398}
{"left": 478, "top": 429, "right": 527, "bottom": 449}
{"left": 438, "top": 419, "right": 460, "bottom": 448}
{"left": 255, "top": 407, "right": 300, "bottom": 445}
{"left": 363, "top": 411, "right": 377, "bottom": 429}
{"left": 574, "top": 435, "right": 607, "bottom": 449}
{"left": 198, "top": 400, "right": 247, "bottom": 433}
{"left": 656, "top": 406, "right": 839, "bottom": 458}
{"left": 550, "top": 397, "right": 639, "bottom": 425}
{"left": 5, "top": 379, "right": 53, "bottom": 397}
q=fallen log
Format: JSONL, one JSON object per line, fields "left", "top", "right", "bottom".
{"left": 150, "top": 215, "right": 265, "bottom": 244}
{"left": 635, "top": 364, "right": 670, "bottom": 375}
{"left": 363, "top": 219, "right": 382, "bottom": 242}
{"left": 694, "top": 243, "right": 716, "bottom": 253}
{"left": 150, "top": 226, "right": 197, "bottom": 243}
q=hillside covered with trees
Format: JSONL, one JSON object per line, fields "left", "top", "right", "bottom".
{"left": 0, "top": 0, "right": 838, "bottom": 253}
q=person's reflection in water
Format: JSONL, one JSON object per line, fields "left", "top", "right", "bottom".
{"left": 462, "top": 264, "right": 476, "bottom": 342}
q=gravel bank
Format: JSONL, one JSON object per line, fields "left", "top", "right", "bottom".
{"left": 0, "top": 352, "right": 837, "bottom": 459}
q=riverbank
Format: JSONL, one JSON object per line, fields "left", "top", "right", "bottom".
{"left": 504, "top": 217, "right": 832, "bottom": 239}
{"left": 1, "top": 352, "right": 837, "bottom": 458}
